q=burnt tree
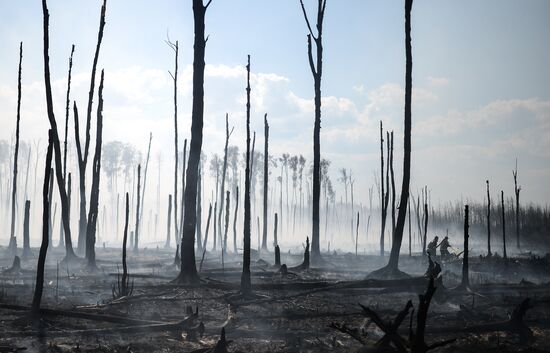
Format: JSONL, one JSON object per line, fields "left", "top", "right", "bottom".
{"left": 379, "top": 121, "right": 389, "bottom": 256}
{"left": 31, "top": 131, "right": 53, "bottom": 318}
{"left": 134, "top": 164, "right": 141, "bottom": 252}
{"left": 241, "top": 55, "right": 252, "bottom": 295}
{"left": 300, "top": 0, "right": 327, "bottom": 263}
{"left": 165, "top": 194, "right": 173, "bottom": 248}
{"left": 42, "top": 0, "right": 77, "bottom": 261}
{"left": 196, "top": 161, "right": 203, "bottom": 253}
{"left": 74, "top": 0, "right": 106, "bottom": 255}
{"left": 179, "top": 138, "right": 187, "bottom": 243}
{"left": 460, "top": 205, "right": 470, "bottom": 289}
{"left": 513, "top": 160, "right": 521, "bottom": 249}
{"left": 233, "top": 186, "right": 239, "bottom": 253}
{"left": 22, "top": 200, "right": 31, "bottom": 258}
{"left": 8, "top": 42, "right": 23, "bottom": 253}
{"left": 203, "top": 202, "right": 213, "bottom": 251}
{"left": 139, "top": 133, "right": 153, "bottom": 241}
{"left": 85, "top": 70, "right": 105, "bottom": 269}
{"left": 262, "top": 114, "right": 269, "bottom": 251}
{"left": 174, "top": 0, "right": 213, "bottom": 284}
{"left": 274, "top": 212, "right": 280, "bottom": 266}
{"left": 501, "top": 190, "right": 507, "bottom": 259}
{"left": 486, "top": 180, "right": 491, "bottom": 256}
{"left": 218, "top": 114, "right": 233, "bottom": 253}
{"left": 223, "top": 190, "right": 230, "bottom": 255}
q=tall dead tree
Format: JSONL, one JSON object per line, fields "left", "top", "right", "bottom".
{"left": 196, "top": 162, "right": 203, "bottom": 253}
{"left": 203, "top": 202, "right": 213, "bottom": 251}
{"left": 121, "top": 193, "right": 130, "bottom": 296}
{"left": 8, "top": 42, "right": 23, "bottom": 253}
{"left": 42, "top": 0, "right": 77, "bottom": 261}
{"left": 389, "top": 131, "right": 396, "bottom": 240}
{"left": 218, "top": 114, "right": 233, "bottom": 253}
{"left": 223, "top": 191, "right": 230, "bottom": 254}
{"left": 59, "top": 173, "right": 71, "bottom": 248}
{"left": 31, "top": 132, "right": 53, "bottom": 318}
{"left": 385, "top": 0, "right": 413, "bottom": 272}
{"left": 59, "top": 44, "right": 75, "bottom": 247}
{"left": 134, "top": 164, "right": 141, "bottom": 252}
{"left": 513, "top": 160, "right": 521, "bottom": 249}
{"left": 166, "top": 39, "right": 180, "bottom": 247}
{"left": 165, "top": 194, "right": 172, "bottom": 248}
{"left": 74, "top": 0, "right": 106, "bottom": 255}
{"left": 379, "top": 121, "right": 389, "bottom": 256}
{"left": 241, "top": 55, "right": 252, "bottom": 295}
{"left": 262, "top": 114, "right": 269, "bottom": 251}
{"left": 174, "top": 0, "right": 213, "bottom": 284}
{"left": 85, "top": 70, "right": 105, "bottom": 269}
{"left": 233, "top": 186, "right": 239, "bottom": 253}
{"left": 139, "top": 133, "right": 152, "bottom": 235}
{"left": 461, "top": 205, "right": 470, "bottom": 288}
{"left": 179, "top": 138, "right": 187, "bottom": 242}
{"left": 22, "top": 200, "right": 31, "bottom": 258}
{"left": 501, "top": 190, "right": 507, "bottom": 259}
{"left": 274, "top": 212, "right": 280, "bottom": 266}
{"left": 486, "top": 180, "right": 491, "bottom": 256}
{"left": 300, "top": 0, "right": 327, "bottom": 263}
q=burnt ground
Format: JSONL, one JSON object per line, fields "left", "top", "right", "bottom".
{"left": 1, "top": 246, "right": 550, "bottom": 353}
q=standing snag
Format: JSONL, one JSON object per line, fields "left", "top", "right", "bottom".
{"left": 262, "top": 114, "right": 269, "bottom": 251}
{"left": 486, "top": 180, "right": 492, "bottom": 256}
{"left": 241, "top": 55, "right": 252, "bottom": 295}
{"left": 513, "top": 159, "right": 521, "bottom": 249}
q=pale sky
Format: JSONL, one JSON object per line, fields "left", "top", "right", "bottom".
{"left": 1, "top": 0, "right": 549, "bottom": 206}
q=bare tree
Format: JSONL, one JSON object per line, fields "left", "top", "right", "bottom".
{"left": 241, "top": 55, "right": 252, "bottom": 295}
{"left": 85, "top": 70, "right": 105, "bottom": 269}
{"left": 165, "top": 194, "right": 172, "bottom": 248}
{"left": 218, "top": 114, "right": 234, "bottom": 253}
{"left": 224, "top": 190, "right": 230, "bottom": 255}
{"left": 461, "top": 205, "right": 470, "bottom": 289}
{"left": 8, "top": 42, "right": 23, "bottom": 253}
{"left": 196, "top": 159, "right": 203, "bottom": 253}
{"left": 165, "top": 37, "right": 181, "bottom": 248}
{"left": 22, "top": 200, "right": 31, "bottom": 258}
{"left": 299, "top": 0, "right": 327, "bottom": 263}
{"left": 486, "top": 180, "right": 492, "bottom": 256}
{"left": 139, "top": 133, "right": 153, "bottom": 240}
{"left": 513, "top": 159, "right": 521, "bottom": 249}
{"left": 501, "top": 190, "right": 507, "bottom": 259}
{"left": 233, "top": 186, "right": 239, "bottom": 253}
{"left": 262, "top": 114, "right": 269, "bottom": 251}
{"left": 174, "top": 0, "right": 213, "bottom": 284}
{"left": 379, "top": 122, "right": 389, "bottom": 256}
{"left": 42, "top": 0, "right": 77, "bottom": 261}
{"left": 31, "top": 131, "right": 53, "bottom": 318}
{"left": 134, "top": 164, "right": 141, "bottom": 252}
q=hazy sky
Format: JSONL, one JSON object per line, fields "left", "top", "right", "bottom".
{"left": 0, "top": 0, "right": 549, "bottom": 206}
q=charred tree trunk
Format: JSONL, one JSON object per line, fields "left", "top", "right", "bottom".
{"left": 47, "top": 169, "right": 54, "bottom": 247}
{"left": 42, "top": 1, "right": 77, "bottom": 261}
{"left": 300, "top": 0, "right": 326, "bottom": 264}
{"left": 174, "top": 0, "right": 212, "bottom": 284}
{"left": 513, "top": 160, "right": 521, "bottom": 249}
{"left": 386, "top": 0, "right": 413, "bottom": 271}
{"left": 203, "top": 202, "right": 212, "bottom": 251}
{"left": 196, "top": 163, "right": 203, "bottom": 253}
{"left": 59, "top": 44, "right": 74, "bottom": 247}
{"left": 121, "top": 193, "right": 129, "bottom": 296}
{"left": 218, "top": 115, "right": 232, "bottom": 253}
{"left": 501, "top": 190, "right": 507, "bottom": 259}
{"left": 59, "top": 173, "right": 71, "bottom": 248}
{"left": 486, "top": 180, "right": 492, "bottom": 256}
{"left": 22, "top": 200, "right": 31, "bottom": 258}
{"left": 74, "top": 0, "right": 106, "bottom": 256}
{"left": 262, "top": 114, "right": 269, "bottom": 251}
{"left": 241, "top": 55, "right": 253, "bottom": 295}
{"left": 423, "top": 202, "right": 428, "bottom": 256}
{"left": 389, "top": 131, "right": 395, "bottom": 240}
{"left": 274, "top": 212, "right": 280, "bottom": 266}
{"left": 167, "top": 39, "right": 180, "bottom": 248}
{"left": 134, "top": 164, "right": 141, "bottom": 253}
{"left": 224, "top": 191, "right": 230, "bottom": 255}
{"left": 85, "top": 70, "right": 105, "bottom": 269}
{"left": 379, "top": 121, "right": 387, "bottom": 256}
{"left": 461, "top": 205, "right": 470, "bottom": 288}
{"left": 165, "top": 194, "right": 172, "bottom": 248}
{"left": 408, "top": 197, "right": 412, "bottom": 256}
{"left": 233, "top": 186, "right": 239, "bottom": 253}
{"left": 8, "top": 42, "right": 23, "bottom": 253}
{"left": 31, "top": 132, "right": 53, "bottom": 318}
{"left": 179, "top": 138, "right": 188, "bottom": 243}
{"left": 139, "top": 133, "right": 152, "bottom": 238}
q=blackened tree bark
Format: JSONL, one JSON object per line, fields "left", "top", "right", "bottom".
{"left": 383, "top": 0, "right": 413, "bottom": 273}
{"left": 179, "top": 138, "right": 187, "bottom": 242}
{"left": 274, "top": 212, "right": 280, "bottom": 266}
{"left": 47, "top": 169, "right": 54, "bottom": 247}
{"left": 233, "top": 186, "right": 239, "bottom": 253}
{"left": 486, "top": 180, "right": 491, "bottom": 256}
{"left": 513, "top": 160, "right": 521, "bottom": 249}
{"left": 166, "top": 39, "right": 180, "bottom": 247}
{"left": 59, "top": 173, "right": 71, "bottom": 248}
{"left": 8, "top": 42, "right": 23, "bottom": 253}
{"left": 74, "top": 0, "right": 106, "bottom": 255}
{"left": 22, "top": 200, "right": 31, "bottom": 258}
{"left": 134, "top": 164, "right": 141, "bottom": 253}
{"left": 461, "top": 205, "right": 469, "bottom": 288}
{"left": 42, "top": 0, "right": 77, "bottom": 261}
{"left": 379, "top": 121, "right": 388, "bottom": 256}
{"left": 165, "top": 194, "right": 172, "bottom": 248}
{"left": 389, "top": 131, "right": 395, "bottom": 240}
{"left": 262, "top": 114, "right": 269, "bottom": 251}
{"left": 59, "top": 44, "right": 74, "bottom": 247}
{"left": 241, "top": 55, "right": 252, "bottom": 295}
{"left": 300, "top": 0, "right": 327, "bottom": 263}
{"left": 31, "top": 131, "right": 53, "bottom": 318}
{"left": 121, "top": 193, "right": 129, "bottom": 296}
{"left": 85, "top": 70, "right": 105, "bottom": 269}
{"left": 174, "top": 0, "right": 213, "bottom": 284}
{"left": 224, "top": 190, "right": 230, "bottom": 254}
{"left": 501, "top": 190, "right": 507, "bottom": 259}
{"left": 203, "top": 202, "right": 212, "bottom": 251}
{"left": 218, "top": 114, "right": 233, "bottom": 253}
{"left": 196, "top": 161, "right": 203, "bottom": 253}
{"left": 139, "top": 133, "right": 152, "bottom": 235}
